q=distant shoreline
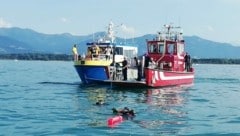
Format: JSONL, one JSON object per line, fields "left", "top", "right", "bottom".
{"left": 0, "top": 53, "right": 240, "bottom": 64}
{"left": 0, "top": 53, "right": 73, "bottom": 61}
{"left": 192, "top": 58, "right": 240, "bottom": 65}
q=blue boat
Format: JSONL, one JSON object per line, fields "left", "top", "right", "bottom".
{"left": 74, "top": 22, "right": 139, "bottom": 85}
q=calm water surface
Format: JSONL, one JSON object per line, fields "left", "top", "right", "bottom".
{"left": 0, "top": 60, "right": 240, "bottom": 136}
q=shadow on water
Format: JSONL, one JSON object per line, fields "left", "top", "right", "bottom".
{"left": 38, "top": 81, "right": 80, "bottom": 86}
{"left": 71, "top": 84, "right": 193, "bottom": 135}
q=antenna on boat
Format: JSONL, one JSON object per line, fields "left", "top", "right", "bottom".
{"left": 163, "top": 24, "right": 181, "bottom": 40}
{"left": 108, "top": 21, "right": 116, "bottom": 89}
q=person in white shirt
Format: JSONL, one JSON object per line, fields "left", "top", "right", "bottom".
{"left": 105, "top": 46, "right": 112, "bottom": 60}
{"left": 149, "top": 57, "right": 156, "bottom": 69}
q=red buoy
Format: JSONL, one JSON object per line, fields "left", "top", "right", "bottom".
{"left": 107, "top": 115, "right": 123, "bottom": 127}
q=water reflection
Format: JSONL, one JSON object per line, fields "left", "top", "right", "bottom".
{"left": 73, "top": 85, "right": 191, "bottom": 135}
{"left": 135, "top": 86, "right": 191, "bottom": 135}
{"left": 146, "top": 86, "right": 186, "bottom": 106}
{"left": 87, "top": 87, "right": 108, "bottom": 104}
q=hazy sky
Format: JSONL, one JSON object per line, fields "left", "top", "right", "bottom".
{"left": 0, "top": 0, "right": 240, "bottom": 45}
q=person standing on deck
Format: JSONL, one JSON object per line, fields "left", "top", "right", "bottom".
{"left": 122, "top": 57, "right": 128, "bottom": 81}
{"left": 184, "top": 52, "right": 191, "bottom": 72}
{"left": 144, "top": 54, "right": 150, "bottom": 68}
{"left": 149, "top": 57, "right": 156, "bottom": 69}
{"left": 91, "top": 44, "right": 100, "bottom": 59}
{"left": 72, "top": 44, "right": 78, "bottom": 61}
{"left": 95, "top": 45, "right": 100, "bottom": 58}
{"left": 134, "top": 57, "right": 142, "bottom": 81}
{"left": 105, "top": 45, "right": 112, "bottom": 60}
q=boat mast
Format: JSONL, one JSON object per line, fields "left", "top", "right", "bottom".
{"left": 107, "top": 22, "right": 116, "bottom": 82}
{"left": 106, "top": 21, "right": 115, "bottom": 43}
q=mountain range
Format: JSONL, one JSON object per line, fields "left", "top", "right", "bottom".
{"left": 0, "top": 27, "right": 240, "bottom": 58}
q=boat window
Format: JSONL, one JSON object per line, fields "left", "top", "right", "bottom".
{"left": 115, "top": 47, "right": 123, "bottom": 55}
{"left": 158, "top": 43, "right": 164, "bottom": 54}
{"left": 177, "top": 43, "right": 184, "bottom": 54}
{"left": 148, "top": 43, "right": 165, "bottom": 54}
{"left": 148, "top": 44, "right": 152, "bottom": 53}
{"left": 124, "top": 50, "right": 136, "bottom": 58}
{"left": 148, "top": 44, "right": 158, "bottom": 53}
{"left": 167, "top": 44, "right": 175, "bottom": 54}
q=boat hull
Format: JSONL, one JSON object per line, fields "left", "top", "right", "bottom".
{"left": 145, "top": 68, "right": 194, "bottom": 87}
{"left": 74, "top": 64, "right": 139, "bottom": 84}
{"left": 75, "top": 65, "right": 194, "bottom": 88}
{"left": 74, "top": 65, "right": 109, "bottom": 84}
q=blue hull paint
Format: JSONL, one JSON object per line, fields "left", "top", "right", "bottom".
{"left": 74, "top": 65, "right": 109, "bottom": 84}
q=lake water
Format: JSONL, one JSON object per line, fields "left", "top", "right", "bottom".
{"left": 0, "top": 60, "right": 240, "bottom": 136}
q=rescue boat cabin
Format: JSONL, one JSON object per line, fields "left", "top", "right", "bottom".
{"left": 146, "top": 28, "right": 187, "bottom": 72}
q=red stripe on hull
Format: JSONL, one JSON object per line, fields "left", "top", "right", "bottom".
{"left": 145, "top": 68, "right": 194, "bottom": 87}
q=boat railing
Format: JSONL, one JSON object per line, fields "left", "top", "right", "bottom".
{"left": 109, "top": 65, "right": 123, "bottom": 80}
{"left": 159, "top": 61, "right": 173, "bottom": 71}
{"left": 84, "top": 53, "right": 113, "bottom": 61}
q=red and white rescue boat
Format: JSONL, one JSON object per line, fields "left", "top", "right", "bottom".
{"left": 143, "top": 24, "right": 194, "bottom": 87}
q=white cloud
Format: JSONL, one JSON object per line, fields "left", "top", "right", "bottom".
{"left": 0, "top": 18, "right": 11, "bottom": 28}
{"left": 120, "top": 24, "right": 136, "bottom": 35}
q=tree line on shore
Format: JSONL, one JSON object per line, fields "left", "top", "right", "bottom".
{"left": 0, "top": 53, "right": 73, "bottom": 61}
{"left": 0, "top": 53, "right": 240, "bottom": 64}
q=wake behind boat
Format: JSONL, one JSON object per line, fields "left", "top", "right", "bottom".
{"left": 73, "top": 23, "right": 194, "bottom": 88}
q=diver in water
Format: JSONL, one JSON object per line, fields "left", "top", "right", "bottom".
{"left": 112, "top": 107, "right": 135, "bottom": 120}
{"left": 95, "top": 100, "right": 105, "bottom": 105}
